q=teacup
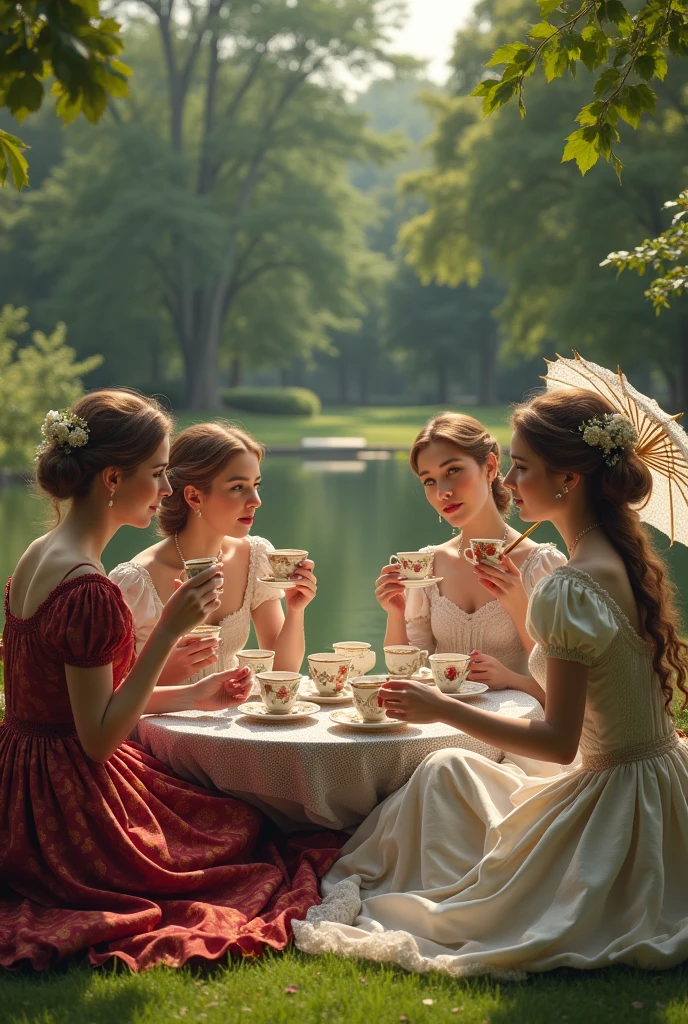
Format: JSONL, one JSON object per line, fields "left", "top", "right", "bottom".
{"left": 184, "top": 556, "right": 220, "bottom": 578}
{"left": 237, "top": 650, "right": 275, "bottom": 693}
{"left": 332, "top": 641, "right": 376, "bottom": 676}
{"left": 256, "top": 670, "right": 302, "bottom": 714}
{"left": 349, "top": 676, "right": 388, "bottom": 723}
{"left": 308, "top": 653, "right": 353, "bottom": 695}
{"left": 384, "top": 645, "right": 428, "bottom": 678}
{"left": 187, "top": 623, "right": 223, "bottom": 644}
{"left": 467, "top": 538, "right": 505, "bottom": 568}
{"left": 429, "top": 653, "right": 472, "bottom": 693}
{"left": 389, "top": 551, "right": 434, "bottom": 580}
{"left": 266, "top": 549, "right": 309, "bottom": 581}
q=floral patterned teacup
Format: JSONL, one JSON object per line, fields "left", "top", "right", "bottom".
{"left": 308, "top": 653, "right": 353, "bottom": 696}
{"left": 256, "top": 671, "right": 302, "bottom": 714}
{"left": 266, "top": 549, "right": 309, "bottom": 581}
{"left": 428, "top": 653, "right": 472, "bottom": 693}
{"left": 467, "top": 538, "right": 505, "bottom": 568}
{"left": 184, "top": 556, "right": 220, "bottom": 579}
{"left": 349, "top": 676, "right": 388, "bottom": 722}
{"left": 237, "top": 649, "right": 275, "bottom": 693}
{"left": 384, "top": 645, "right": 428, "bottom": 678}
{"left": 332, "top": 642, "right": 376, "bottom": 676}
{"left": 389, "top": 551, "right": 434, "bottom": 580}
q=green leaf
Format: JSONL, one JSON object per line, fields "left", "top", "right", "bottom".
{"left": 562, "top": 127, "right": 600, "bottom": 174}
{"left": 542, "top": 41, "right": 569, "bottom": 82}
{"left": 576, "top": 100, "right": 604, "bottom": 126}
{"left": 612, "top": 153, "right": 623, "bottom": 181}
{"left": 528, "top": 22, "right": 555, "bottom": 40}
{"left": 594, "top": 67, "right": 621, "bottom": 98}
{"left": 0, "top": 129, "right": 29, "bottom": 189}
{"left": 5, "top": 75, "right": 44, "bottom": 120}
{"left": 634, "top": 53, "right": 656, "bottom": 80}
{"left": 604, "top": 0, "right": 634, "bottom": 36}
{"left": 486, "top": 43, "right": 532, "bottom": 67}
{"left": 538, "top": 0, "right": 563, "bottom": 16}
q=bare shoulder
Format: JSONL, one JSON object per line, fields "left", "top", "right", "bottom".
{"left": 508, "top": 536, "right": 540, "bottom": 570}
{"left": 131, "top": 538, "right": 176, "bottom": 571}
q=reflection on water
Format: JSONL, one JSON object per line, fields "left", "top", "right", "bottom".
{"left": 3, "top": 456, "right": 688, "bottom": 669}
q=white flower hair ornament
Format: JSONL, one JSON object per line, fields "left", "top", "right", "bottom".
{"left": 36, "top": 409, "right": 90, "bottom": 458}
{"left": 579, "top": 412, "right": 639, "bottom": 467}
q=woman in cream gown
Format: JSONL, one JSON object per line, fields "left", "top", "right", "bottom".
{"left": 294, "top": 389, "right": 688, "bottom": 977}
{"left": 111, "top": 422, "right": 315, "bottom": 684}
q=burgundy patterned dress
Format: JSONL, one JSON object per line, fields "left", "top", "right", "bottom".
{"left": 0, "top": 574, "right": 340, "bottom": 971}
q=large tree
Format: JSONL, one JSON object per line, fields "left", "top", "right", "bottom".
{"left": 10, "top": 5, "right": 409, "bottom": 407}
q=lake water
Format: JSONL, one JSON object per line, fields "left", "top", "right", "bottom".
{"left": 3, "top": 455, "right": 688, "bottom": 665}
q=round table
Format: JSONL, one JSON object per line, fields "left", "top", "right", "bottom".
{"left": 137, "top": 688, "right": 543, "bottom": 832}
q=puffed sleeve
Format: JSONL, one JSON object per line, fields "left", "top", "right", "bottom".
{"left": 520, "top": 543, "right": 568, "bottom": 598}
{"left": 109, "top": 562, "right": 162, "bottom": 653}
{"left": 251, "top": 536, "right": 285, "bottom": 608}
{"left": 405, "top": 587, "right": 436, "bottom": 653}
{"left": 43, "top": 577, "right": 134, "bottom": 667}
{"left": 527, "top": 572, "right": 619, "bottom": 665}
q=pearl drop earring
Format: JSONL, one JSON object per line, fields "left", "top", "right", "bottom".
{"left": 438, "top": 513, "right": 442, "bottom": 523}
{"left": 196, "top": 508, "right": 202, "bottom": 518}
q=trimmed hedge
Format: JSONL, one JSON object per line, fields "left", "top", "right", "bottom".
{"left": 221, "top": 386, "right": 322, "bottom": 417}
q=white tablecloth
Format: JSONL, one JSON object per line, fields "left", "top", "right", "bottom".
{"left": 137, "top": 689, "right": 543, "bottom": 832}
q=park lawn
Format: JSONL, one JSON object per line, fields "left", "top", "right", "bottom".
{"left": 1, "top": 949, "right": 688, "bottom": 1024}
{"left": 174, "top": 405, "right": 514, "bottom": 449}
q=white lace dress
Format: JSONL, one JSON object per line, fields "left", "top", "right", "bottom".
{"left": 109, "top": 535, "right": 283, "bottom": 682}
{"left": 405, "top": 542, "right": 567, "bottom": 673}
{"left": 294, "top": 567, "right": 688, "bottom": 977}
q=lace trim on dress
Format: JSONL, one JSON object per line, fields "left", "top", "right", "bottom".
{"left": 581, "top": 732, "right": 680, "bottom": 771}
{"left": 541, "top": 645, "right": 595, "bottom": 667}
{"left": 292, "top": 878, "right": 527, "bottom": 981}
{"left": 519, "top": 542, "right": 561, "bottom": 580}
{"left": 549, "top": 566, "right": 651, "bottom": 653}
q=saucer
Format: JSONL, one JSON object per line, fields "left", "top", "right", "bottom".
{"left": 442, "top": 682, "right": 489, "bottom": 699}
{"left": 329, "top": 708, "right": 407, "bottom": 730}
{"left": 299, "top": 678, "right": 353, "bottom": 704}
{"left": 409, "top": 668, "right": 435, "bottom": 684}
{"left": 237, "top": 700, "right": 319, "bottom": 722}
{"left": 257, "top": 576, "right": 299, "bottom": 590}
{"left": 399, "top": 576, "right": 443, "bottom": 589}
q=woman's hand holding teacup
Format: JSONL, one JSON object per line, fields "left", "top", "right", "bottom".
{"left": 375, "top": 564, "right": 407, "bottom": 616}
{"left": 190, "top": 667, "right": 252, "bottom": 711}
{"left": 159, "top": 635, "right": 220, "bottom": 686}
{"left": 378, "top": 678, "right": 452, "bottom": 724}
{"left": 284, "top": 558, "right": 318, "bottom": 613}
{"left": 472, "top": 554, "right": 528, "bottom": 621}
{"left": 159, "top": 564, "right": 224, "bottom": 639}
{"left": 467, "top": 650, "right": 518, "bottom": 690}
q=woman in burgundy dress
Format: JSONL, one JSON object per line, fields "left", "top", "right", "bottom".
{"left": 0, "top": 390, "right": 340, "bottom": 972}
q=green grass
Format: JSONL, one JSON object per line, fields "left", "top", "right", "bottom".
{"left": 173, "top": 405, "right": 513, "bottom": 449}
{"left": 1, "top": 948, "right": 687, "bottom": 1024}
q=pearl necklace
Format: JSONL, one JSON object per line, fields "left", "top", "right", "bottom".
{"left": 568, "top": 523, "right": 601, "bottom": 553}
{"left": 457, "top": 523, "right": 509, "bottom": 562}
{"left": 174, "top": 532, "right": 223, "bottom": 570}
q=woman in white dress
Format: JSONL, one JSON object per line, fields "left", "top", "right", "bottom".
{"left": 110, "top": 422, "right": 316, "bottom": 684}
{"left": 294, "top": 388, "right": 688, "bottom": 976}
{"left": 375, "top": 412, "right": 566, "bottom": 700}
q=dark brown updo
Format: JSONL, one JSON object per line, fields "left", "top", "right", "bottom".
{"left": 36, "top": 389, "right": 172, "bottom": 519}
{"left": 409, "top": 412, "right": 511, "bottom": 516}
{"left": 158, "top": 421, "right": 264, "bottom": 536}
{"left": 512, "top": 387, "right": 688, "bottom": 717}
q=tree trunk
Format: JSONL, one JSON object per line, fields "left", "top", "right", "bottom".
{"left": 437, "top": 364, "right": 449, "bottom": 405}
{"left": 478, "top": 333, "right": 498, "bottom": 405}
{"left": 339, "top": 361, "right": 349, "bottom": 405}
{"left": 229, "top": 357, "right": 243, "bottom": 389}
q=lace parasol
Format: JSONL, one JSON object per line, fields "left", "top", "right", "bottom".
{"left": 542, "top": 352, "right": 688, "bottom": 547}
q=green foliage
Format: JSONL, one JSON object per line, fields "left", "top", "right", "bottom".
{"left": 399, "top": 0, "right": 688, "bottom": 404}
{"left": 601, "top": 190, "right": 688, "bottom": 310}
{"left": 472, "top": 0, "right": 688, "bottom": 176}
{"left": 221, "top": 386, "right": 322, "bottom": 417}
{"left": 0, "top": 306, "right": 102, "bottom": 466}
{"left": 0, "top": 0, "right": 130, "bottom": 188}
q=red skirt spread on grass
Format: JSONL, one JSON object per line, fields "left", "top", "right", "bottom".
{"left": 0, "top": 575, "right": 342, "bottom": 971}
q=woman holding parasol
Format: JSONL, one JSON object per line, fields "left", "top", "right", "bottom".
{"left": 294, "top": 354, "right": 688, "bottom": 978}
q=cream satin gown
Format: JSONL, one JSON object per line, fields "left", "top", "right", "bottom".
{"left": 294, "top": 567, "right": 688, "bottom": 977}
